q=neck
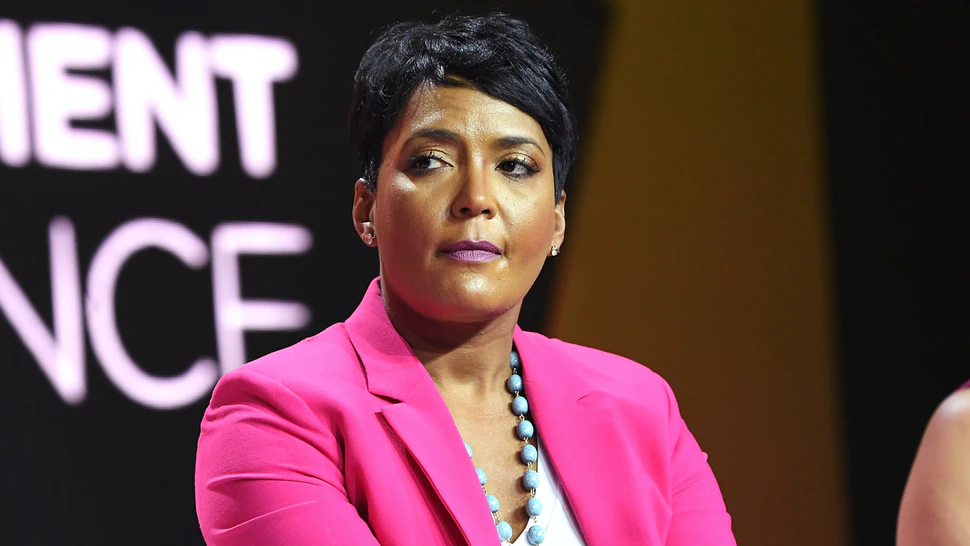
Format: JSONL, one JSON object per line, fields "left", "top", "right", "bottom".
{"left": 382, "top": 284, "right": 520, "bottom": 400}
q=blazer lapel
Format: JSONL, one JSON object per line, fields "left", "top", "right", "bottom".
{"left": 515, "top": 328, "right": 657, "bottom": 546}
{"left": 346, "top": 279, "right": 497, "bottom": 544}
{"left": 380, "top": 381, "right": 498, "bottom": 544}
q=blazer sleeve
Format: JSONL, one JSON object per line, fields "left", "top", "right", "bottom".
{"left": 662, "top": 381, "right": 737, "bottom": 545}
{"left": 195, "top": 367, "right": 381, "bottom": 546}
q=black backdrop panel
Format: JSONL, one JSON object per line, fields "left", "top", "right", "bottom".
{"left": 0, "top": 2, "right": 608, "bottom": 543}
{"left": 818, "top": 2, "right": 969, "bottom": 544}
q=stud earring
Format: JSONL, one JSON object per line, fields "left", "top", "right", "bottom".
{"left": 550, "top": 245, "right": 560, "bottom": 257}
{"left": 363, "top": 232, "right": 375, "bottom": 246}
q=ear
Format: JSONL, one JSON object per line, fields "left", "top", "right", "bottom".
{"left": 352, "top": 178, "right": 378, "bottom": 247}
{"left": 552, "top": 189, "right": 566, "bottom": 253}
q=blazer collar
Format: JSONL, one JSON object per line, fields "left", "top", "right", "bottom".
{"left": 344, "top": 278, "right": 427, "bottom": 403}
{"left": 512, "top": 326, "right": 592, "bottom": 403}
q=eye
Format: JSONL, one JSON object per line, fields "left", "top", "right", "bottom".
{"left": 497, "top": 155, "right": 539, "bottom": 179}
{"left": 409, "top": 151, "right": 450, "bottom": 172}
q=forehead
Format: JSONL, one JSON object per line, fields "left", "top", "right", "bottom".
{"left": 384, "top": 83, "right": 550, "bottom": 150}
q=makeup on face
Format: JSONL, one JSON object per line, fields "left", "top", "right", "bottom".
{"left": 439, "top": 240, "right": 503, "bottom": 263}
{"left": 368, "top": 84, "right": 562, "bottom": 322}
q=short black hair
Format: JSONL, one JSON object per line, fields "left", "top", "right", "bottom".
{"left": 350, "top": 12, "right": 578, "bottom": 200}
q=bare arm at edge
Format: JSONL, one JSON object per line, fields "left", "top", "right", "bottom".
{"left": 898, "top": 388, "right": 970, "bottom": 546}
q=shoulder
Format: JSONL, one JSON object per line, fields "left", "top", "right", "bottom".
{"left": 519, "top": 330, "right": 677, "bottom": 408}
{"left": 897, "top": 386, "right": 970, "bottom": 545}
{"left": 521, "top": 329, "right": 671, "bottom": 385}
{"left": 208, "top": 322, "right": 367, "bottom": 409}
{"left": 923, "top": 387, "right": 970, "bottom": 451}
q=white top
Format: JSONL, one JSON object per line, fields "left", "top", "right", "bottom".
{"left": 508, "top": 444, "right": 586, "bottom": 546}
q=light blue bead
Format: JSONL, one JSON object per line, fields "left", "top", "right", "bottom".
{"left": 476, "top": 468, "right": 487, "bottom": 486}
{"left": 496, "top": 521, "right": 513, "bottom": 541}
{"left": 509, "top": 350, "right": 521, "bottom": 369}
{"left": 520, "top": 444, "right": 538, "bottom": 464}
{"left": 526, "top": 497, "right": 542, "bottom": 517}
{"left": 522, "top": 469, "right": 539, "bottom": 490}
{"left": 486, "top": 494, "right": 500, "bottom": 513}
{"left": 512, "top": 395, "right": 529, "bottom": 416}
{"left": 464, "top": 442, "right": 473, "bottom": 458}
{"left": 506, "top": 373, "right": 523, "bottom": 393}
{"left": 516, "top": 419, "right": 534, "bottom": 440}
{"left": 527, "top": 525, "right": 545, "bottom": 544}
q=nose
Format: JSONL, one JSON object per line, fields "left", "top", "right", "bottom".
{"left": 450, "top": 165, "right": 497, "bottom": 219}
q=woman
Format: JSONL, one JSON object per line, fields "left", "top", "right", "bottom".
{"left": 897, "top": 381, "right": 970, "bottom": 545}
{"left": 195, "top": 13, "right": 736, "bottom": 545}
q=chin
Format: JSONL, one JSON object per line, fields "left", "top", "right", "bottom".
{"left": 428, "top": 274, "right": 521, "bottom": 322}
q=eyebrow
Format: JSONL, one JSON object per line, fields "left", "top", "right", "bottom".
{"left": 496, "top": 136, "right": 545, "bottom": 157}
{"left": 403, "top": 128, "right": 462, "bottom": 147}
{"left": 403, "top": 128, "right": 546, "bottom": 157}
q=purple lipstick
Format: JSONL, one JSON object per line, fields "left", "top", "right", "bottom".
{"left": 440, "top": 240, "right": 502, "bottom": 263}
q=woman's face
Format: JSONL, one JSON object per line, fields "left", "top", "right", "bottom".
{"left": 354, "top": 83, "right": 565, "bottom": 323}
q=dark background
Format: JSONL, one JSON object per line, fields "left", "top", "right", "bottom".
{"left": 818, "top": 2, "right": 969, "bottom": 545}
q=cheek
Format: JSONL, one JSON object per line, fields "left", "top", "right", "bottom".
{"left": 377, "top": 186, "right": 437, "bottom": 251}
{"left": 507, "top": 198, "right": 555, "bottom": 250}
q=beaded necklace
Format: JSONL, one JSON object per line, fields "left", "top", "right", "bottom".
{"left": 463, "top": 349, "right": 545, "bottom": 545}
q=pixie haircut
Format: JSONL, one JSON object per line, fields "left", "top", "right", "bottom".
{"left": 350, "top": 13, "right": 578, "bottom": 200}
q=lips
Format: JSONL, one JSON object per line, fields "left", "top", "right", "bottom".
{"left": 439, "top": 240, "right": 502, "bottom": 263}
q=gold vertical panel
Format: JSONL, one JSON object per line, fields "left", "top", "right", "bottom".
{"left": 548, "top": 1, "right": 848, "bottom": 544}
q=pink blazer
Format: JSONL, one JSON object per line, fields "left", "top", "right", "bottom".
{"left": 195, "top": 279, "right": 736, "bottom": 545}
